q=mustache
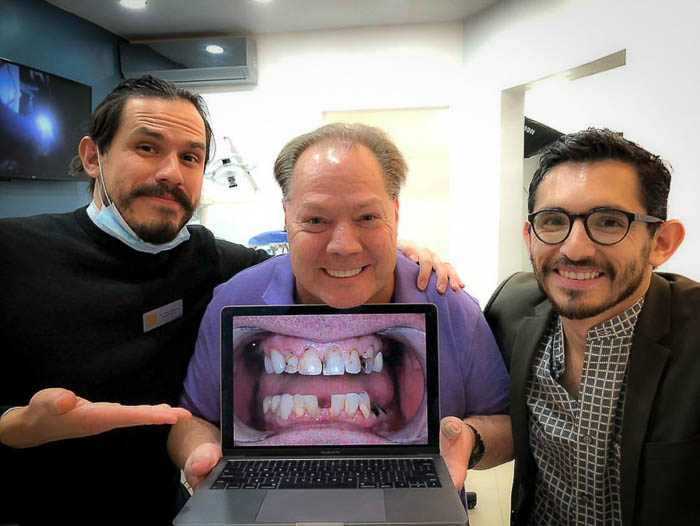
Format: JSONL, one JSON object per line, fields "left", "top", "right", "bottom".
{"left": 129, "top": 182, "right": 194, "bottom": 213}
{"left": 546, "top": 256, "right": 598, "bottom": 270}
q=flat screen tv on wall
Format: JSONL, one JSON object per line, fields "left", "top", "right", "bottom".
{"left": 0, "top": 57, "right": 92, "bottom": 181}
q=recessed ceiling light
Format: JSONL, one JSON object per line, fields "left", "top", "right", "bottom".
{"left": 206, "top": 45, "right": 225, "bottom": 54}
{"left": 120, "top": 0, "right": 147, "bottom": 9}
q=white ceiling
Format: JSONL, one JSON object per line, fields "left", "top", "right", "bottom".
{"left": 46, "top": 0, "right": 500, "bottom": 41}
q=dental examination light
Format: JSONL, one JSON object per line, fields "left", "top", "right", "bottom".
{"left": 205, "top": 136, "right": 259, "bottom": 191}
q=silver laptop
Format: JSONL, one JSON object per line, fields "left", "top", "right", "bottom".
{"left": 175, "top": 304, "right": 467, "bottom": 526}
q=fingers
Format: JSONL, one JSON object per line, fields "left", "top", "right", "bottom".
{"left": 185, "top": 442, "right": 222, "bottom": 490}
{"left": 3, "top": 390, "right": 193, "bottom": 448}
{"left": 30, "top": 388, "right": 78, "bottom": 416}
{"left": 439, "top": 417, "right": 471, "bottom": 492}
{"left": 416, "top": 258, "right": 432, "bottom": 291}
{"left": 54, "top": 391, "right": 79, "bottom": 414}
{"left": 446, "top": 263, "right": 465, "bottom": 291}
{"left": 75, "top": 403, "right": 192, "bottom": 429}
{"left": 413, "top": 247, "right": 435, "bottom": 291}
{"left": 431, "top": 256, "right": 449, "bottom": 294}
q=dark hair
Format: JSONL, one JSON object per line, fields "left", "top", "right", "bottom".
{"left": 274, "top": 122, "right": 407, "bottom": 201}
{"left": 528, "top": 127, "right": 671, "bottom": 222}
{"left": 70, "top": 75, "right": 214, "bottom": 194}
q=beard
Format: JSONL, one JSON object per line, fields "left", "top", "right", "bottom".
{"left": 531, "top": 242, "right": 651, "bottom": 320}
{"left": 116, "top": 181, "right": 197, "bottom": 244}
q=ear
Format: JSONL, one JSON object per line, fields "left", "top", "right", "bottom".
{"left": 393, "top": 197, "right": 399, "bottom": 224}
{"left": 78, "top": 136, "right": 100, "bottom": 180}
{"left": 282, "top": 200, "right": 290, "bottom": 231}
{"left": 649, "top": 219, "right": 685, "bottom": 268}
{"left": 522, "top": 221, "right": 533, "bottom": 258}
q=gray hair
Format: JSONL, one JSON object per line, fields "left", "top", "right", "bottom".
{"left": 274, "top": 122, "right": 408, "bottom": 201}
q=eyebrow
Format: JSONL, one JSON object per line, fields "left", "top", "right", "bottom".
{"left": 130, "top": 127, "right": 206, "bottom": 152}
{"left": 296, "top": 196, "right": 387, "bottom": 213}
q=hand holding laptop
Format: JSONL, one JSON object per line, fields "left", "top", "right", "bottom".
{"left": 439, "top": 416, "right": 475, "bottom": 492}
{"left": 184, "top": 441, "right": 222, "bottom": 490}
{"left": 0, "top": 387, "right": 191, "bottom": 448}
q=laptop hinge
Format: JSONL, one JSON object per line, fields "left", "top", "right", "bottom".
{"left": 297, "top": 523, "right": 344, "bottom": 526}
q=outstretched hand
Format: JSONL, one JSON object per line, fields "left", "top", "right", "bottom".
{"left": 184, "top": 441, "right": 222, "bottom": 490}
{"left": 0, "top": 388, "right": 191, "bottom": 448}
{"left": 397, "top": 240, "right": 465, "bottom": 293}
{"left": 439, "top": 416, "right": 475, "bottom": 492}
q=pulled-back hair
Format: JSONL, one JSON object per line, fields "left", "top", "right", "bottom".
{"left": 70, "top": 75, "right": 214, "bottom": 194}
{"left": 529, "top": 127, "right": 671, "bottom": 220}
{"left": 274, "top": 123, "right": 407, "bottom": 201}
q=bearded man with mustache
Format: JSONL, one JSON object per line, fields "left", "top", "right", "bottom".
{"left": 466, "top": 128, "right": 697, "bottom": 526}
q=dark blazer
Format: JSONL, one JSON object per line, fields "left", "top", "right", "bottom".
{"left": 484, "top": 272, "right": 700, "bottom": 526}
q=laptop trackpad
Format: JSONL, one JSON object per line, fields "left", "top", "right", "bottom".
{"left": 256, "top": 490, "right": 385, "bottom": 523}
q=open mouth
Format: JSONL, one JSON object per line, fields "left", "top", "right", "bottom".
{"left": 324, "top": 267, "right": 365, "bottom": 278}
{"left": 556, "top": 269, "right": 602, "bottom": 280}
{"left": 232, "top": 314, "right": 427, "bottom": 446}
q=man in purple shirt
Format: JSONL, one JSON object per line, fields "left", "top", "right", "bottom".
{"left": 168, "top": 123, "right": 512, "bottom": 492}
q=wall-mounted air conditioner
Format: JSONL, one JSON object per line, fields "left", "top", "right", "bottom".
{"left": 119, "top": 37, "right": 257, "bottom": 86}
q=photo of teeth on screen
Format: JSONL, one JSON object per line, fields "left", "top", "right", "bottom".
{"left": 232, "top": 313, "right": 428, "bottom": 446}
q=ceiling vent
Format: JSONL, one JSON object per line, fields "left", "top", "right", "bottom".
{"left": 119, "top": 37, "right": 257, "bottom": 86}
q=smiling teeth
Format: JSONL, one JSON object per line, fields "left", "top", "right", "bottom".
{"left": 279, "top": 394, "right": 293, "bottom": 420}
{"left": 344, "top": 393, "right": 360, "bottom": 417}
{"left": 373, "top": 352, "right": 383, "bottom": 372}
{"left": 323, "top": 348, "right": 345, "bottom": 376}
{"left": 264, "top": 355, "right": 273, "bottom": 374}
{"left": 284, "top": 352, "right": 298, "bottom": 374}
{"left": 345, "top": 349, "right": 361, "bottom": 374}
{"left": 325, "top": 267, "right": 363, "bottom": 278}
{"left": 299, "top": 348, "right": 323, "bottom": 375}
{"left": 293, "top": 394, "right": 305, "bottom": 417}
{"left": 331, "top": 394, "right": 345, "bottom": 417}
{"left": 359, "top": 392, "right": 371, "bottom": 418}
{"left": 270, "top": 349, "right": 285, "bottom": 374}
{"left": 560, "top": 270, "right": 600, "bottom": 280}
{"left": 303, "top": 395, "right": 320, "bottom": 418}
{"left": 263, "top": 392, "right": 371, "bottom": 421}
{"left": 265, "top": 347, "right": 383, "bottom": 375}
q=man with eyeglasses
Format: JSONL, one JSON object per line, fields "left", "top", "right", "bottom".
{"left": 443, "top": 128, "right": 698, "bottom": 525}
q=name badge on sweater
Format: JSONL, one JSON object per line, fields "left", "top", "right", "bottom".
{"left": 143, "top": 299, "right": 183, "bottom": 333}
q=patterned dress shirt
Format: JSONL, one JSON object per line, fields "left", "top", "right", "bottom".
{"left": 526, "top": 299, "right": 644, "bottom": 525}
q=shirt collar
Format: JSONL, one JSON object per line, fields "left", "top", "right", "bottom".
{"left": 587, "top": 297, "right": 645, "bottom": 340}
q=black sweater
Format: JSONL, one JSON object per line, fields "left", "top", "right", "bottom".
{"left": 0, "top": 207, "right": 268, "bottom": 524}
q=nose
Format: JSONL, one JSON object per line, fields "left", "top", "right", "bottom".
{"left": 327, "top": 222, "right": 362, "bottom": 256}
{"left": 155, "top": 152, "right": 185, "bottom": 187}
{"left": 559, "top": 218, "right": 595, "bottom": 261}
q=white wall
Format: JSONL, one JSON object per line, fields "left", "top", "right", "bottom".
{"left": 457, "top": 0, "right": 700, "bottom": 304}
{"left": 197, "top": 23, "right": 463, "bottom": 248}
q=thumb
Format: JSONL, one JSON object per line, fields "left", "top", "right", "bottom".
{"left": 186, "top": 443, "right": 221, "bottom": 476}
{"left": 30, "top": 388, "right": 78, "bottom": 416}
{"left": 441, "top": 417, "right": 463, "bottom": 441}
{"left": 440, "top": 417, "right": 469, "bottom": 492}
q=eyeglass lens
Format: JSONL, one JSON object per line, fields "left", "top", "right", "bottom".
{"left": 533, "top": 210, "right": 630, "bottom": 244}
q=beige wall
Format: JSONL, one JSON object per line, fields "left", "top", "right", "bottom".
{"left": 197, "top": 23, "right": 463, "bottom": 249}
{"left": 455, "top": 0, "right": 700, "bottom": 303}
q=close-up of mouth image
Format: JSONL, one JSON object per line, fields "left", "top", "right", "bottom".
{"left": 231, "top": 314, "right": 428, "bottom": 446}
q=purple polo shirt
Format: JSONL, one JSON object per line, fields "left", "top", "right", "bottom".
{"left": 180, "top": 252, "right": 510, "bottom": 423}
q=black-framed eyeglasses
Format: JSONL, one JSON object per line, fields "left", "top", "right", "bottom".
{"left": 527, "top": 208, "right": 664, "bottom": 246}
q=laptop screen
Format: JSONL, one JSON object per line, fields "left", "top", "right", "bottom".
{"left": 221, "top": 304, "right": 439, "bottom": 452}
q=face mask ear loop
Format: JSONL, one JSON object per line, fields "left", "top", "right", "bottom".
{"left": 95, "top": 148, "right": 113, "bottom": 208}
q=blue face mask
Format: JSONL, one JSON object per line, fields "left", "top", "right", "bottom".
{"left": 86, "top": 151, "right": 190, "bottom": 254}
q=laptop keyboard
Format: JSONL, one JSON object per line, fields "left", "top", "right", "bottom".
{"left": 211, "top": 458, "right": 442, "bottom": 490}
